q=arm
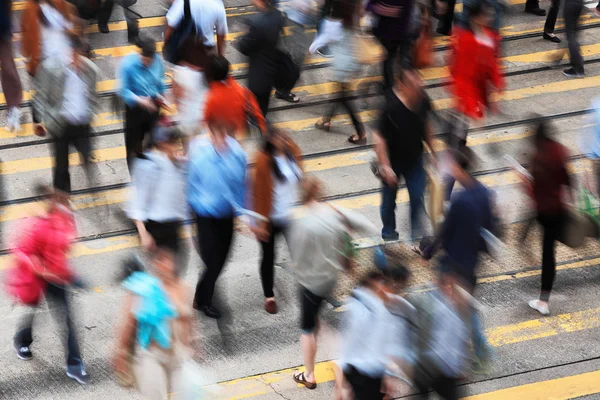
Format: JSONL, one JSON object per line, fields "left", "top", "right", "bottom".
{"left": 86, "top": 60, "right": 100, "bottom": 118}
{"left": 373, "top": 129, "right": 397, "bottom": 186}
{"left": 118, "top": 58, "right": 140, "bottom": 107}
{"left": 113, "top": 294, "right": 137, "bottom": 374}
{"left": 215, "top": 6, "right": 228, "bottom": 56}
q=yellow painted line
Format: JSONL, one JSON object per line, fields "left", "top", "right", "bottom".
{"left": 464, "top": 370, "right": 600, "bottom": 400}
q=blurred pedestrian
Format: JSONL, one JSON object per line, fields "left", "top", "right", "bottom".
{"left": 374, "top": 69, "right": 436, "bottom": 241}
{"left": 237, "top": 0, "right": 299, "bottom": 116}
{"left": 251, "top": 129, "right": 303, "bottom": 314}
{"left": 1, "top": 0, "right": 23, "bottom": 133}
{"left": 516, "top": 121, "right": 572, "bottom": 316}
{"left": 445, "top": 2, "right": 502, "bottom": 197}
{"left": 542, "top": 0, "right": 562, "bottom": 43}
{"left": 113, "top": 248, "right": 192, "bottom": 398}
{"left": 439, "top": 152, "right": 495, "bottom": 371}
{"left": 20, "top": 0, "right": 80, "bottom": 76}
{"left": 562, "top": 0, "right": 585, "bottom": 78}
{"left": 12, "top": 185, "right": 89, "bottom": 384}
{"left": 288, "top": 177, "right": 378, "bottom": 390}
{"left": 33, "top": 37, "right": 99, "bottom": 194}
{"left": 73, "top": 0, "right": 114, "bottom": 33}
{"left": 310, "top": 0, "right": 367, "bottom": 145}
{"left": 118, "top": 37, "right": 167, "bottom": 171}
{"left": 413, "top": 271, "right": 469, "bottom": 400}
{"left": 204, "top": 56, "right": 267, "bottom": 141}
{"left": 366, "top": 0, "right": 416, "bottom": 85}
{"left": 127, "top": 126, "right": 188, "bottom": 267}
{"left": 187, "top": 119, "right": 247, "bottom": 319}
{"left": 165, "top": 0, "right": 228, "bottom": 138}
{"left": 337, "top": 271, "right": 393, "bottom": 400}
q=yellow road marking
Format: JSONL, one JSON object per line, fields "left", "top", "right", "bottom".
{"left": 200, "top": 309, "right": 600, "bottom": 398}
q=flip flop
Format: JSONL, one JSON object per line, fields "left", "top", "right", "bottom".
{"left": 348, "top": 134, "right": 367, "bottom": 145}
{"left": 293, "top": 372, "right": 317, "bottom": 390}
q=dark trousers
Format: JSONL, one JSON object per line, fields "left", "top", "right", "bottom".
{"left": 538, "top": 212, "right": 564, "bottom": 302}
{"left": 14, "top": 283, "right": 82, "bottom": 366}
{"left": 194, "top": 215, "right": 235, "bottom": 307}
{"left": 344, "top": 366, "right": 384, "bottom": 400}
{"left": 98, "top": 0, "right": 114, "bottom": 26}
{"left": 415, "top": 371, "right": 459, "bottom": 400}
{"left": 0, "top": 39, "right": 23, "bottom": 109}
{"left": 377, "top": 37, "right": 411, "bottom": 88}
{"left": 565, "top": 0, "right": 584, "bottom": 74}
{"left": 380, "top": 157, "right": 426, "bottom": 240}
{"left": 125, "top": 105, "right": 159, "bottom": 171}
{"left": 544, "top": 0, "right": 560, "bottom": 33}
{"left": 325, "top": 82, "right": 363, "bottom": 134}
{"left": 259, "top": 223, "right": 286, "bottom": 298}
{"left": 253, "top": 90, "right": 271, "bottom": 118}
{"left": 52, "top": 123, "right": 93, "bottom": 193}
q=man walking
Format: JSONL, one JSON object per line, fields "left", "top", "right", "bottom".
{"left": 187, "top": 113, "right": 247, "bottom": 319}
{"left": 374, "top": 69, "right": 437, "bottom": 241}
{"left": 118, "top": 38, "right": 166, "bottom": 170}
{"left": 33, "top": 37, "right": 99, "bottom": 194}
{"left": 1, "top": 0, "right": 23, "bottom": 133}
{"left": 563, "top": 0, "right": 585, "bottom": 78}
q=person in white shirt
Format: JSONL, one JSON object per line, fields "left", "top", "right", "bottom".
{"left": 33, "top": 37, "right": 99, "bottom": 194}
{"left": 165, "top": 0, "right": 228, "bottom": 139}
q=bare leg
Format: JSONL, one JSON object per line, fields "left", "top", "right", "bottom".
{"left": 300, "top": 333, "right": 317, "bottom": 383}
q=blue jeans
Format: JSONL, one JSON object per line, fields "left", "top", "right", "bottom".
{"left": 380, "top": 157, "right": 426, "bottom": 240}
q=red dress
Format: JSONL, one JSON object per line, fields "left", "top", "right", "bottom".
{"left": 448, "top": 26, "right": 504, "bottom": 120}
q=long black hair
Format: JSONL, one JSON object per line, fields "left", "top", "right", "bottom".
{"left": 262, "top": 129, "right": 297, "bottom": 182}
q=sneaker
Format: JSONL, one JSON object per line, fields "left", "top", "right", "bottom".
{"left": 14, "top": 344, "right": 32, "bottom": 360}
{"left": 6, "top": 107, "right": 20, "bottom": 133}
{"left": 98, "top": 23, "right": 109, "bottom": 34}
{"left": 316, "top": 46, "right": 333, "bottom": 58}
{"left": 528, "top": 300, "right": 550, "bottom": 316}
{"left": 563, "top": 68, "right": 585, "bottom": 78}
{"left": 66, "top": 363, "right": 89, "bottom": 384}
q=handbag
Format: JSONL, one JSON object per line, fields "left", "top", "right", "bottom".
{"left": 4, "top": 252, "right": 47, "bottom": 306}
{"left": 163, "top": 0, "right": 202, "bottom": 65}
{"left": 355, "top": 34, "right": 387, "bottom": 65}
{"left": 328, "top": 205, "right": 357, "bottom": 270}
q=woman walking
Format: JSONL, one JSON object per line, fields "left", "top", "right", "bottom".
{"left": 251, "top": 129, "right": 303, "bottom": 314}
{"left": 288, "top": 177, "right": 378, "bottom": 390}
{"left": 516, "top": 121, "right": 572, "bottom": 316}
{"left": 310, "top": 0, "right": 367, "bottom": 145}
{"left": 9, "top": 185, "right": 88, "bottom": 384}
{"left": 113, "top": 248, "right": 192, "bottom": 399}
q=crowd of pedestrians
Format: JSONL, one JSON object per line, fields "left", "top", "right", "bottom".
{"left": 2, "top": 0, "right": 600, "bottom": 398}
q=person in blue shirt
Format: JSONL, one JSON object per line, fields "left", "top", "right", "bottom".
{"left": 118, "top": 37, "right": 167, "bottom": 171}
{"left": 187, "top": 118, "right": 247, "bottom": 319}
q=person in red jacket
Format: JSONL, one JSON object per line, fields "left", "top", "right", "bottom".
{"left": 445, "top": 2, "right": 503, "bottom": 197}
{"left": 11, "top": 185, "right": 89, "bottom": 384}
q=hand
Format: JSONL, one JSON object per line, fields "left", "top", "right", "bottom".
{"left": 34, "top": 124, "right": 46, "bottom": 137}
{"left": 139, "top": 230, "right": 156, "bottom": 251}
{"left": 138, "top": 97, "right": 157, "bottom": 112}
{"left": 251, "top": 225, "right": 269, "bottom": 242}
{"left": 112, "top": 352, "right": 128, "bottom": 375}
{"left": 380, "top": 165, "right": 398, "bottom": 186}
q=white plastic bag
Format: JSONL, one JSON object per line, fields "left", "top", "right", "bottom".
{"left": 175, "top": 359, "right": 219, "bottom": 400}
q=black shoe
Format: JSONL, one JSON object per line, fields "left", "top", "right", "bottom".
{"left": 98, "top": 23, "right": 109, "bottom": 34}
{"left": 14, "top": 344, "right": 32, "bottom": 361}
{"left": 199, "top": 305, "right": 221, "bottom": 319}
{"left": 525, "top": 6, "right": 546, "bottom": 15}
{"left": 563, "top": 68, "right": 585, "bottom": 78}
{"left": 543, "top": 32, "right": 561, "bottom": 43}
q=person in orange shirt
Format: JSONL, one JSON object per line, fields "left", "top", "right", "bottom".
{"left": 204, "top": 56, "right": 267, "bottom": 141}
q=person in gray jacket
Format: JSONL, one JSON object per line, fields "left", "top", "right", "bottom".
{"left": 288, "top": 176, "right": 379, "bottom": 390}
{"left": 33, "top": 37, "right": 99, "bottom": 194}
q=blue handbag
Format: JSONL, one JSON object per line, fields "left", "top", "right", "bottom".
{"left": 163, "top": 0, "right": 198, "bottom": 64}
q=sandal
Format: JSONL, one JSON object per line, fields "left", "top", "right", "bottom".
{"left": 315, "top": 120, "right": 331, "bottom": 132}
{"left": 276, "top": 91, "right": 300, "bottom": 103}
{"left": 293, "top": 372, "right": 317, "bottom": 390}
{"left": 348, "top": 134, "right": 367, "bottom": 145}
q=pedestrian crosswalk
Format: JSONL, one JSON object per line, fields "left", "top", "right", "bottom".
{"left": 2, "top": 1, "right": 600, "bottom": 399}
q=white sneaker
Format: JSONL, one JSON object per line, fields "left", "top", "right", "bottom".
{"left": 528, "top": 300, "right": 550, "bottom": 316}
{"left": 6, "top": 107, "right": 20, "bottom": 133}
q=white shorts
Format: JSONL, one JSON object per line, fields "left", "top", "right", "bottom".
{"left": 172, "top": 65, "right": 208, "bottom": 137}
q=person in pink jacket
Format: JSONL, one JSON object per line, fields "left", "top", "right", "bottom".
{"left": 11, "top": 185, "right": 89, "bottom": 384}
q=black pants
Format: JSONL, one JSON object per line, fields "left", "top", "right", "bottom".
{"left": 253, "top": 89, "right": 271, "bottom": 118}
{"left": 14, "top": 283, "right": 82, "bottom": 366}
{"left": 98, "top": 0, "right": 114, "bottom": 26}
{"left": 525, "top": 0, "right": 542, "bottom": 9}
{"left": 344, "top": 366, "right": 384, "bottom": 400}
{"left": 325, "top": 82, "right": 363, "bottom": 134}
{"left": 377, "top": 37, "right": 411, "bottom": 88}
{"left": 538, "top": 212, "right": 564, "bottom": 301}
{"left": 52, "top": 123, "right": 92, "bottom": 193}
{"left": 544, "top": 0, "right": 560, "bottom": 33}
{"left": 415, "top": 375, "right": 459, "bottom": 400}
{"left": 124, "top": 105, "right": 159, "bottom": 171}
{"left": 565, "top": 0, "right": 584, "bottom": 74}
{"left": 259, "top": 223, "right": 286, "bottom": 298}
{"left": 194, "top": 215, "right": 235, "bottom": 307}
